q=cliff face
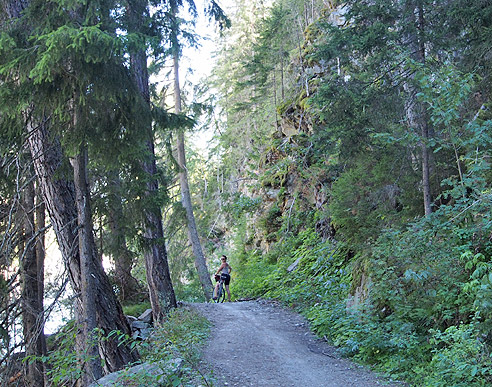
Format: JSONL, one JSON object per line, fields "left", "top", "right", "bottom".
{"left": 229, "top": 6, "right": 345, "bottom": 254}
{"left": 238, "top": 114, "right": 331, "bottom": 252}
{"left": 219, "top": 3, "right": 378, "bottom": 309}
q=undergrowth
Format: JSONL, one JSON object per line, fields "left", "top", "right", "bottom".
{"left": 134, "top": 306, "right": 213, "bottom": 387}
{"left": 39, "top": 306, "right": 212, "bottom": 387}
{"left": 229, "top": 224, "right": 492, "bottom": 386}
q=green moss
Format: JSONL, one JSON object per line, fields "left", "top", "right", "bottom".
{"left": 122, "top": 301, "right": 152, "bottom": 317}
{"left": 277, "top": 98, "right": 294, "bottom": 116}
{"left": 259, "top": 205, "right": 283, "bottom": 235}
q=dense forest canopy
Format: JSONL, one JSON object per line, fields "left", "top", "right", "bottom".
{"left": 1, "top": 0, "right": 492, "bottom": 386}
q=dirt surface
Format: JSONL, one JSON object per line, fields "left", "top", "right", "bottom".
{"left": 192, "top": 300, "right": 402, "bottom": 387}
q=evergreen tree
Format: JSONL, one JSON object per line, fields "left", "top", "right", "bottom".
{"left": 163, "top": 0, "right": 229, "bottom": 302}
{"left": 125, "top": 0, "right": 177, "bottom": 321}
{"left": 0, "top": 0, "right": 143, "bottom": 380}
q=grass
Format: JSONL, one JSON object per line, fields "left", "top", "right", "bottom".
{"left": 122, "top": 304, "right": 214, "bottom": 387}
{"left": 122, "top": 301, "right": 152, "bottom": 318}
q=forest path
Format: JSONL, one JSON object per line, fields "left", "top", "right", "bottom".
{"left": 191, "top": 300, "right": 401, "bottom": 387}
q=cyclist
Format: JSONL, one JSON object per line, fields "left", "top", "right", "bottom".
{"left": 213, "top": 255, "right": 232, "bottom": 301}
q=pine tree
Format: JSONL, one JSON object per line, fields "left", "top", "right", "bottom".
{"left": 0, "top": 0, "right": 142, "bottom": 379}
{"left": 125, "top": 0, "right": 177, "bottom": 320}
{"left": 166, "top": 0, "right": 229, "bottom": 302}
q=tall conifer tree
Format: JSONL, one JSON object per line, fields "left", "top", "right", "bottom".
{"left": 0, "top": 0, "right": 141, "bottom": 380}
{"left": 167, "top": 0, "right": 226, "bottom": 302}
{"left": 125, "top": 0, "right": 177, "bottom": 320}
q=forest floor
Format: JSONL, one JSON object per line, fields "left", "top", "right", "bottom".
{"left": 191, "top": 299, "right": 404, "bottom": 387}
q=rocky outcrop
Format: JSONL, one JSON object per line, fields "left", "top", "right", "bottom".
{"left": 127, "top": 308, "right": 153, "bottom": 340}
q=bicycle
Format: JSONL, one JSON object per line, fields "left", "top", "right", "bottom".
{"left": 213, "top": 275, "right": 226, "bottom": 303}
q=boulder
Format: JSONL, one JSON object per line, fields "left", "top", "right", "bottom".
{"left": 131, "top": 320, "right": 149, "bottom": 330}
{"left": 130, "top": 320, "right": 152, "bottom": 340}
{"left": 125, "top": 308, "right": 154, "bottom": 340}
{"left": 89, "top": 359, "right": 183, "bottom": 387}
{"left": 126, "top": 315, "right": 137, "bottom": 324}
{"left": 132, "top": 326, "right": 152, "bottom": 341}
{"left": 138, "top": 309, "right": 153, "bottom": 324}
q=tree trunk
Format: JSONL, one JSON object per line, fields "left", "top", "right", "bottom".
{"left": 20, "top": 177, "right": 44, "bottom": 387}
{"left": 6, "top": 0, "right": 138, "bottom": 375}
{"left": 420, "top": 118, "right": 432, "bottom": 216}
{"left": 126, "top": 0, "right": 177, "bottom": 322}
{"left": 107, "top": 173, "right": 140, "bottom": 301}
{"left": 403, "top": 81, "right": 432, "bottom": 216}
{"left": 173, "top": 46, "right": 213, "bottom": 302}
{"left": 417, "top": 3, "right": 432, "bottom": 217}
{"left": 141, "top": 139, "right": 177, "bottom": 321}
{"left": 35, "top": 184, "right": 47, "bottom": 386}
{"left": 402, "top": 0, "right": 432, "bottom": 216}
{"left": 26, "top": 118, "right": 139, "bottom": 373}
{"left": 71, "top": 145, "right": 103, "bottom": 383}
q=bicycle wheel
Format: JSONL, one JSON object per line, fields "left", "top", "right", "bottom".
{"left": 215, "top": 283, "right": 225, "bottom": 303}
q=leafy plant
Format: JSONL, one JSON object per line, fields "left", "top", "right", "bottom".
{"left": 41, "top": 322, "right": 87, "bottom": 386}
{"left": 423, "top": 324, "right": 492, "bottom": 386}
{"left": 135, "top": 306, "right": 213, "bottom": 387}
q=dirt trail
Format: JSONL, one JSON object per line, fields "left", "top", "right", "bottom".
{"left": 192, "top": 300, "right": 401, "bottom": 387}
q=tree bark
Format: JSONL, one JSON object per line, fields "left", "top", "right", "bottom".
{"left": 20, "top": 177, "right": 44, "bottom": 387}
{"left": 126, "top": 0, "right": 177, "bottom": 322}
{"left": 107, "top": 173, "right": 140, "bottom": 301}
{"left": 35, "top": 184, "right": 47, "bottom": 386}
{"left": 402, "top": 0, "right": 432, "bottom": 216}
{"left": 173, "top": 48, "right": 213, "bottom": 301}
{"left": 26, "top": 118, "right": 139, "bottom": 374}
{"left": 71, "top": 145, "right": 103, "bottom": 383}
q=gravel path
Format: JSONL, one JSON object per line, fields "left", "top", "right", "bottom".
{"left": 192, "top": 300, "right": 402, "bottom": 387}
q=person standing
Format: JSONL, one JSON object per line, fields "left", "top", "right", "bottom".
{"left": 214, "top": 255, "right": 232, "bottom": 301}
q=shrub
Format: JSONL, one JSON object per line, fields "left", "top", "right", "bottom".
{"left": 422, "top": 324, "right": 492, "bottom": 386}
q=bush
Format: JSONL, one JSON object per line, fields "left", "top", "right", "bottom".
{"left": 422, "top": 324, "right": 492, "bottom": 386}
{"left": 118, "top": 306, "right": 212, "bottom": 387}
